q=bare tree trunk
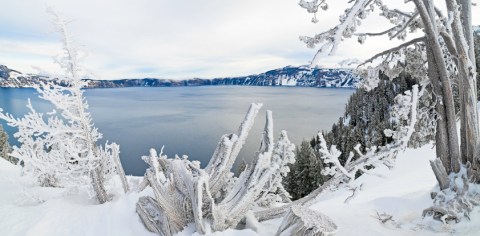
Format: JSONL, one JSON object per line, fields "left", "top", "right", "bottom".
{"left": 443, "top": 0, "right": 480, "bottom": 181}
{"left": 416, "top": 0, "right": 461, "bottom": 174}
{"left": 460, "top": 91, "right": 468, "bottom": 164}
{"left": 427, "top": 45, "right": 452, "bottom": 173}
{"left": 459, "top": 0, "right": 480, "bottom": 177}
{"left": 456, "top": 0, "right": 474, "bottom": 165}
{"left": 111, "top": 143, "right": 130, "bottom": 193}
{"left": 459, "top": 0, "right": 476, "bottom": 64}
{"left": 458, "top": 63, "right": 480, "bottom": 175}
{"left": 90, "top": 166, "right": 109, "bottom": 204}
{"left": 430, "top": 159, "right": 450, "bottom": 190}
{"left": 136, "top": 196, "right": 168, "bottom": 235}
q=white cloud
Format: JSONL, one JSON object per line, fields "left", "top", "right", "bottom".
{"left": 0, "top": 0, "right": 479, "bottom": 79}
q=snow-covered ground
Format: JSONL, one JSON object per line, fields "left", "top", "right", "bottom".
{"left": 1, "top": 144, "right": 479, "bottom": 236}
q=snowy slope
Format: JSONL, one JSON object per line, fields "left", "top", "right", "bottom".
{"left": 0, "top": 158, "right": 154, "bottom": 236}
{"left": 1, "top": 144, "right": 479, "bottom": 235}
{"left": 308, "top": 144, "right": 480, "bottom": 235}
{"left": 310, "top": 145, "right": 440, "bottom": 235}
{"left": 0, "top": 158, "right": 255, "bottom": 236}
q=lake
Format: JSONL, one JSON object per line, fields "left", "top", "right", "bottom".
{"left": 0, "top": 86, "right": 353, "bottom": 176}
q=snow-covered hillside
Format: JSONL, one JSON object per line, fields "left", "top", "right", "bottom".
{"left": 0, "top": 64, "right": 360, "bottom": 89}
{"left": 0, "top": 65, "right": 47, "bottom": 88}
{"left": 309, "top": 145, "right": 480, "bottom": 235}
{"left": 1, "top": 144, "right": 479, "bottom": 236}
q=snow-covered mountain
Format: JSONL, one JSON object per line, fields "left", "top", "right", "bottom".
{"left": 0, "top": 65, "right": 48, "bottom": 88}
{"left": 87, "top": 65, "right": 359, "bottom": 88}
{"left": 0, "top": 65, "right": 360, "bottom": 88}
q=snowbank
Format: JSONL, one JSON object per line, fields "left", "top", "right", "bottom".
{"left": 0, "top": 158, "right": 153, "bottom": 236}
{"left": 1, "top": 144, "right": 480, "bottom": 235}
{"left": 310, "top": 144, "right": 480, "bottom": 235}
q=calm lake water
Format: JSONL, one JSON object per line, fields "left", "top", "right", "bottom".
{"left": 0, "top": 86, "right": 353, "bottom": 176}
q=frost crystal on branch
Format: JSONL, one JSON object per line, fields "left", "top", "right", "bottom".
{"left": 298, "top": 0, "right": 420, "bottom": 64}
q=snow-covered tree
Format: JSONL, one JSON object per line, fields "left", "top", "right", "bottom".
{"left": 0, "top": 125, "right": 13, "bottom": 164}
{"left": 316, "top": 85, "right": 421, "bottom": 202}
{"left": 0, "top": 10, "right": 128, "bottom": 203}
{"left": 254, "top": 83, "right": 422, "bottom": 222}
{"left": 284, "top": 140, "right": 324, "bottom": 200}
{"left": 136, "top": 103, "right": 296, "bottom": 235}
{"left": 298, "top": 0, "right": 480, "bottom": 222}
{"left": 319, "top": 74, "right": 427, "bottom": 169}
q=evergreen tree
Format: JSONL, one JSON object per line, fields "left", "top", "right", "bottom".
{"left": 284, "top": 73, "right": 437, "bottom": 200}
{"left": 284, "top": 140, "right": 324, "bottom": 200}
{"left": 319, "top": 74, "right": 427, "bottom": 166}
{"left": 0, "top": 124, "right": 13, "bottom": 164}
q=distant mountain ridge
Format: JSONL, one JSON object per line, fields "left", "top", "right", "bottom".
{"left": 0, "top": 65, "right": 360, "bottom": 88}
{"left": 0, "top": 65, "right": 48, "bottom": 88}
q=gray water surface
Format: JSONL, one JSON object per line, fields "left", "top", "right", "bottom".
{"left": 0, "top": 86, "right": 353, "bottom": 176}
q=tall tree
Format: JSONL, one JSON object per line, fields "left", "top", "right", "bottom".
{"left": 298, "top": 0, "right": 479, "bottom": 221}
{"left": 0, "top": 10, "right": 129, "bottom": 203}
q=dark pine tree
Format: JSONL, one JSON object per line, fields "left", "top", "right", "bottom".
{"left": 284, "top": 140, "right": 324, "bottom": 200}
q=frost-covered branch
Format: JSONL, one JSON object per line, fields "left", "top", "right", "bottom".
{"left": 298, "top": 0, "right": 328, "bottom": 23}
{"left": 206, "top": 103, "right": 262, "bottom": 199}
{"left": 299, "top": 0, "right": 421, "bottom": 65}
{"left": 357, "top": 37, "right": 425, "bottom": 68}
{"left": 388, "top": 12, "right": 419, "bottom": 40}
{"left": 355, "top": 11, "right": 419, "bottom": 42}
{"left": 355, "top": 25, "right": 398, "bottom": 37}
{"left": 299, "top": 0, "right": 374, "bottom": 62}
{"left": 136, "top": 104, "right": 296, "bottom": 235}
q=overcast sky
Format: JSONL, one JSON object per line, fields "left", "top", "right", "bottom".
{"left": 1, "top": 0, "right": 479, "bottom": 80}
